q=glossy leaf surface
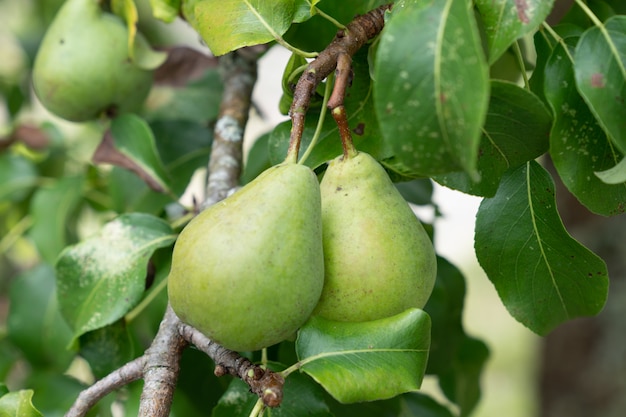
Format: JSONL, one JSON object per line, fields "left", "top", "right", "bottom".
{"left": 296, "top": 309, "right": 431, "bottom": 403}
{"left": 546, "top": 43, "right": 626, "bottom": 216}
{"left": 435, "top": 80, "right": 551, "bottom": 196}
{"left": 574, "top": 16, "right": 626, "bottom": 154}
{"left": 374, "top": 0, "right": 489, "bottom": 177}
{"left": 475, "top": 161, "right": 609, "bottom": 335}
{"left": 191, "top": 0, "right": 296, "bottom": 55}
{"left": 476, "top": 0, "right": 555, "bottom": 63}
{"left": 28, "top": 175, "right": 84, "bottom": 264}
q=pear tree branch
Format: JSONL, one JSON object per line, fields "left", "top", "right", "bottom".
{"left": 201, "top": 45, "right": 268, "bottom": 210}
{"left": 287, "top": 3, "right": 391, "bottom": 157}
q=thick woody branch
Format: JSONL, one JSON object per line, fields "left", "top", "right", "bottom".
{"left": 138, "top": 306, "right": 188, "bottom": 416}
{"left": 287, "top": 4, "right": 391, "bottom": 157}
{"left": 201, "top": 46, "right": 267, "bottom": 210}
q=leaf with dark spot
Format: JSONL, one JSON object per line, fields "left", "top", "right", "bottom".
{"left": 93, "top": 114, "right": 171, "bottom": 193}
{"left": 154, "top": 46, "right": 219, "bottom": 87}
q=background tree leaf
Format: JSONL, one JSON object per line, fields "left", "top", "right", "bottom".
{"left": 7, "top": 264, "right": 74, "bottom": 371}
{"left": 438, "top": 336, "right": 489, "bottom": 417}
{"left": 0, "top": 390, "right": 43, "bottom": 417}
{"left": 475, "top": 0, "right": 556, "bottom": 64}
{"left": 374, "top": 0, "right": 489, "bottom": 177}
{"left": 93, "top": 114, "right": 171, "bottom": 194}
{"left": 55, "top": 213, "right": 176, "bottom": 342}
{"left": 107, "top": 119, "right": 212, "bottom": 214}
{"left": 296, "top": 309, "right": 431, "bottom": 403}
{"left": 149, "top": 0, "right": 180, "bottom": 23}
{"left": 423, "top": 257, "right": 466, "bottom": 375}
{"left": 0, "top": 153, "right": 38, "bottom": 203}
{"left": 574, "top": 16, "right": 626, "bottom": 154}
{"left": 545, "top": 43, "right": 626, "bottom": 216}
{"left": 23, "top": 373, "right": 93, "bottom": 417}
{"left": 434, "top": 80, "right": 552, "bottom": 196}
{"left": 190, "top": 0, "right": 296, "bottom": 55}
{"left": 475, "top": 161, "right": 609, "bottom": 335}
{"left": 27, "top": 175, "right": 84, "bottom": 264}
{"left": 79, "top": 319, "right": 134, "bottom": 380}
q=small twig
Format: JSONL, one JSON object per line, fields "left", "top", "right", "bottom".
{"left": 287, "top": 4, "right": 391, "bottom": 157}
{"left": 201, "top": 46, "right": 267, "bottom": 210}
{"left": 178, "top": 322, "right": 285, "bottom": 407}
{"left": 327, "top": 53, "right": 358, "bottom": 158}
{"left": 65, "top": 357, "right": 146, "bottom": 417}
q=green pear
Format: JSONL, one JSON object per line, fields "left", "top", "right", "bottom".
{"left": 314, "top": 151, "right": 437, "bottom": 322}
{"left": 32, "top": 0, "right": 153, "bottom": 122}
{"left": 168, "top": 163, "right": 324, "bottom": 352}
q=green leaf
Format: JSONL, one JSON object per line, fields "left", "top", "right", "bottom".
{"left": 395, "top": 179, "right": 434, "bottom": 206}
{"left": 476, "top": 0, "right": 555, "bottom": 64}
{"left": 145, "top": 71, "right": 223, "bottom": 123}
{"left": 475, "top": 161, "right": 609, "bottom": 335}
{"left": 28, "top": 176, "right": 84, "bottom": 264}
{"left": 149, "top": 0, "right": 180, "bottom": 22}
{"left": 0, "top": 153, "right": 38, "bottom": 203}
{"left": 296, "top": 309, "right": 431, "bottom": 403}
{"left": 438, "top": 336, "right": 489, "bottom": 417}
{"left": 111, "top": 0, "right": 167, "bottom": 69}
{"left": 325, "top": 391, "right": 456, "bottom": 417}
{"left": 423, "top": 257, "right": 466, "bottom": 375}
{"left": 0, "top": 390, "right": 43, "bottom": 417}
{"left": 107, "top": 120, "right": 212, "bottom": 214}
{"left": 55, "top": 213, "right": 176, "bottom": 342}
{"left": 150, "top": 119, "right": 212, "bottom": 195}
{"left": 7, "top": 264, "right": 74, "bottom": 370}
{"left": 192, "top": 0, "right": 296, "bottom": 55}
{"left": 23, "top": 373, "right": 92, "bottom": 417}
{"left": 374, "top": 0, "right": 489, "bottom": 177}
{"left": 213, "top": 365, "right": 332, "bottom": 417}
{"left": 398, "top": 392, "right": 456, "bottom": 417}
{"left": 79, "top": 319, "right": 134, "bottom": 380}
{"left": 434, "top": 80, "right": 552, "bottom": 196}
{"left": 595, "top": 156, "right": 626, "bottom": 184}
{"left": 545, "top": 43, "right": 626, "bottom": 216}
{"left": 270, "top": 49, "right": 390, "bottom": 168}
{"left": 574, "top": 16, "right": 626, "bottom": 154}
{"left": 106, "top": 114, "right": 172, "bottom": 194}
{"left": 294, "top": 0, "right": 314, "bottom": 23}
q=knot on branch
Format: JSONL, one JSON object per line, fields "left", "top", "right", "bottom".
{"left": 246, "top": 367, "right": 285, "bottom": 408}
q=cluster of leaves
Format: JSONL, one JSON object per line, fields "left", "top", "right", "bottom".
{"left": 1, "top": 0, "right": 625, "bottom": 416}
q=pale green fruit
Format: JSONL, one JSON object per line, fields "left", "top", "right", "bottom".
{"left": 314, "top": 151, "right": 437, "bottom": 322}
{"left": 32, "top": 0, "right": 153, "bottom": 122}
{"left": 168, "top": 163, "right": 324, "bottom": 352}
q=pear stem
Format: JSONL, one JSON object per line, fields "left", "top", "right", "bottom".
{"left": 332, "top": 106, "right": 358, "bottom": 159}
{"left": 327, "top": 52, "right": 358, "bottom": 159}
